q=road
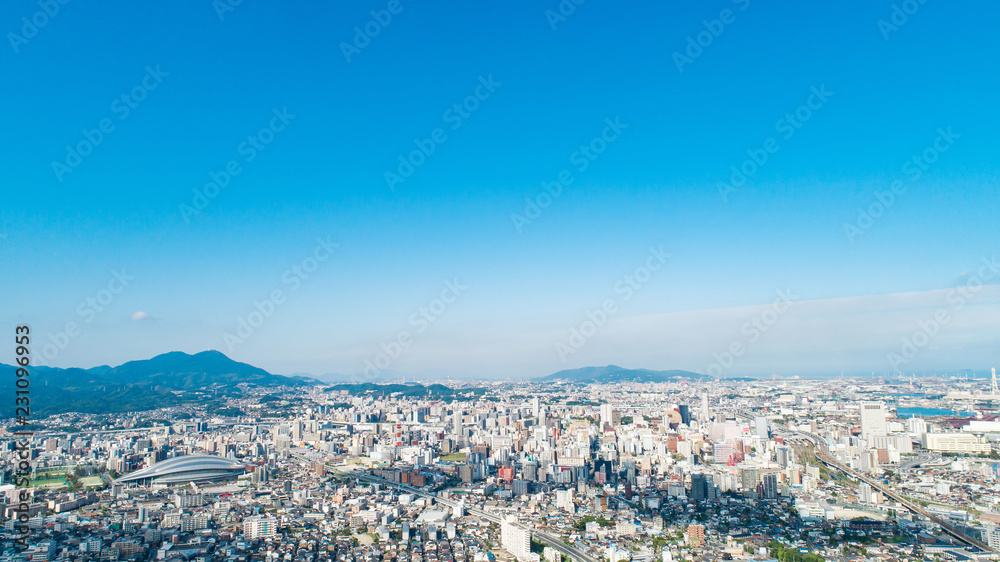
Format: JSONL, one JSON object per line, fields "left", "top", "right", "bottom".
{"left": 899, "top": 453, "right": 949, "bottom": 471}
{"left": 289, "top": 452, "right": 598, "bottom": 562}
{"left": 786, "top": 431, "right": 994, "bottom": 554}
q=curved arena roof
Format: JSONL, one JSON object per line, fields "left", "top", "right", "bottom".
{"left": 116, "top": 455, "right": 247, "bottom": 485}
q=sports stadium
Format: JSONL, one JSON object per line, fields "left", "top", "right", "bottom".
{"left": 115, "top": 455, "right": 248, "bottom": 487}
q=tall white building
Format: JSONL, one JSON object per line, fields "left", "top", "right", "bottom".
{"left": 501, "top": 518, "right": 533, "bottom": 562}
{"left": 859, "top": 401, "right": 887, "bottom": 439}
{"left": 555, "top": 489, "right": 574, "bottom": 511}
{"left": 985, "top": 525, "right": 1000, "bottom": 551}
{"left": 600, "top": 404, "right": 615, "bottom": 426}
{"left": 754, "top": 416, "right": 769, "bottom": 439}
{"left": 906, "top": 416, "right": 928, "bottom": 436}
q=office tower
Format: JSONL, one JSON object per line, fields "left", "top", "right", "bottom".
{"left": 532, "top": 397, "right": 541, "bottom": 419}
{"left": 512, "top": 480, "right": 529, "bottom": 496}
{"left": 762, "top": 473, "right": 778, "bottom": 500}
{"left": 859, "top": 401, "right": 887, "bottom": 439}
{"left": 600, "top": 404, "right": 615, "bottom": 426}
{"left": 740, "top": 467, "right": 759, "bottom": 491}
{"left": 523, "top": 461, "right": 538, "bottom": 482}
{"left": 678, "top": 405, "right": 691, "bottom": 426}
{"left": 755, "top": 416, "right": 769, "bottom": 439}
{"left": 453, "top": 410, "right": 462, "bottom": 436}
{"left": 690, "top": 474, "right": 708, "bottom": 501}
{"left": 701, "top": 392, "right": 710, "bottom": 423}
{"left": 775, "top": 446, "right": 790, "bottom": 467}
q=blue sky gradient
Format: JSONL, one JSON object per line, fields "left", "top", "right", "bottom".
{"left": 3, "top": 0, "right": 999, "bottom": 377}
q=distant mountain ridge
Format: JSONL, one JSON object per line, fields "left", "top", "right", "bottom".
{"left": 537, "top": 365, "right": 705, "bottom": 383}
{"left": 0, "top": 350, "right": 307, "bottom": 418}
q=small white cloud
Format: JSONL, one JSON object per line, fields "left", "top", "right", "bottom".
{"left": 131, "top": 311, "right": 150, "bottom": 321}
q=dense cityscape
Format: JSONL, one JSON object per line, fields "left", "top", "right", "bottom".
{"left": 3, "top": 361, "right": 1000, "bottom": 562}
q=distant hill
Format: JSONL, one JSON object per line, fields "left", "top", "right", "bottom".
{"left": 104, "top": 350, "right": 307, "bottom": 389}
{"left": 0, "top": 350, "right": 308, "bottom": 418}
{"left": 536, "top": 365, "right": 705, "bottom": 384}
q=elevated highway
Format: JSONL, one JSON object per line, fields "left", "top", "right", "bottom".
{"left": 786, "top": 431, "right": 993, "bottom": 554}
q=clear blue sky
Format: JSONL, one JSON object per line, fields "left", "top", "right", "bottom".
{"left": 3, "top": 0, "right": 999, "bottom": 378}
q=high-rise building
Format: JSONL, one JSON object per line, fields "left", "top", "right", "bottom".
{"left": 740, "top": 467, "right": 759, "bottom": 491}
{"left": 600, "top": 404, "right": 618, "bottom": 426}
{"left": 907, "top": 416, "right": 928, "bottom": 436}
{"left": 775, "top": 446, "right": 790, "bottom": 467}
{"left": 678, "top": 405, "right": 691, "bottom": 426}
{"left": 859, "top": 401, "right": 887, "bottom": 439}
{"left": 762, "top": 473, "right": 778, "bottom": 500}
{"left": 459, "top": 464, "right": 475, "bottom": 483}
{"left": 523, "top": 461, "right": 538, "bottom": 482}
{"left": 531, "top": 397, "right": 541, "bottom": 419}
{"left": 501, "top": 518, "right": 532, "bottom": 562}
{"left": 985, "top": 525, "right": 1000, "bottom": 551}
{"left": 555, "top": 489, "right": 574, "bottom": 511}
{"left": 512, "top": 480, "right": 530, "bottom": 496}
{"left": 859, "top": 482, "right": 875, "bottom": 504}
{"left": 700, "top": 392, "right": 710, "bottom": 423}
{"left": 690, "top": 474, "right": 708, "bottom": 501}
{"left": 754, "top": 416, "right": 769, "bottom": 439}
